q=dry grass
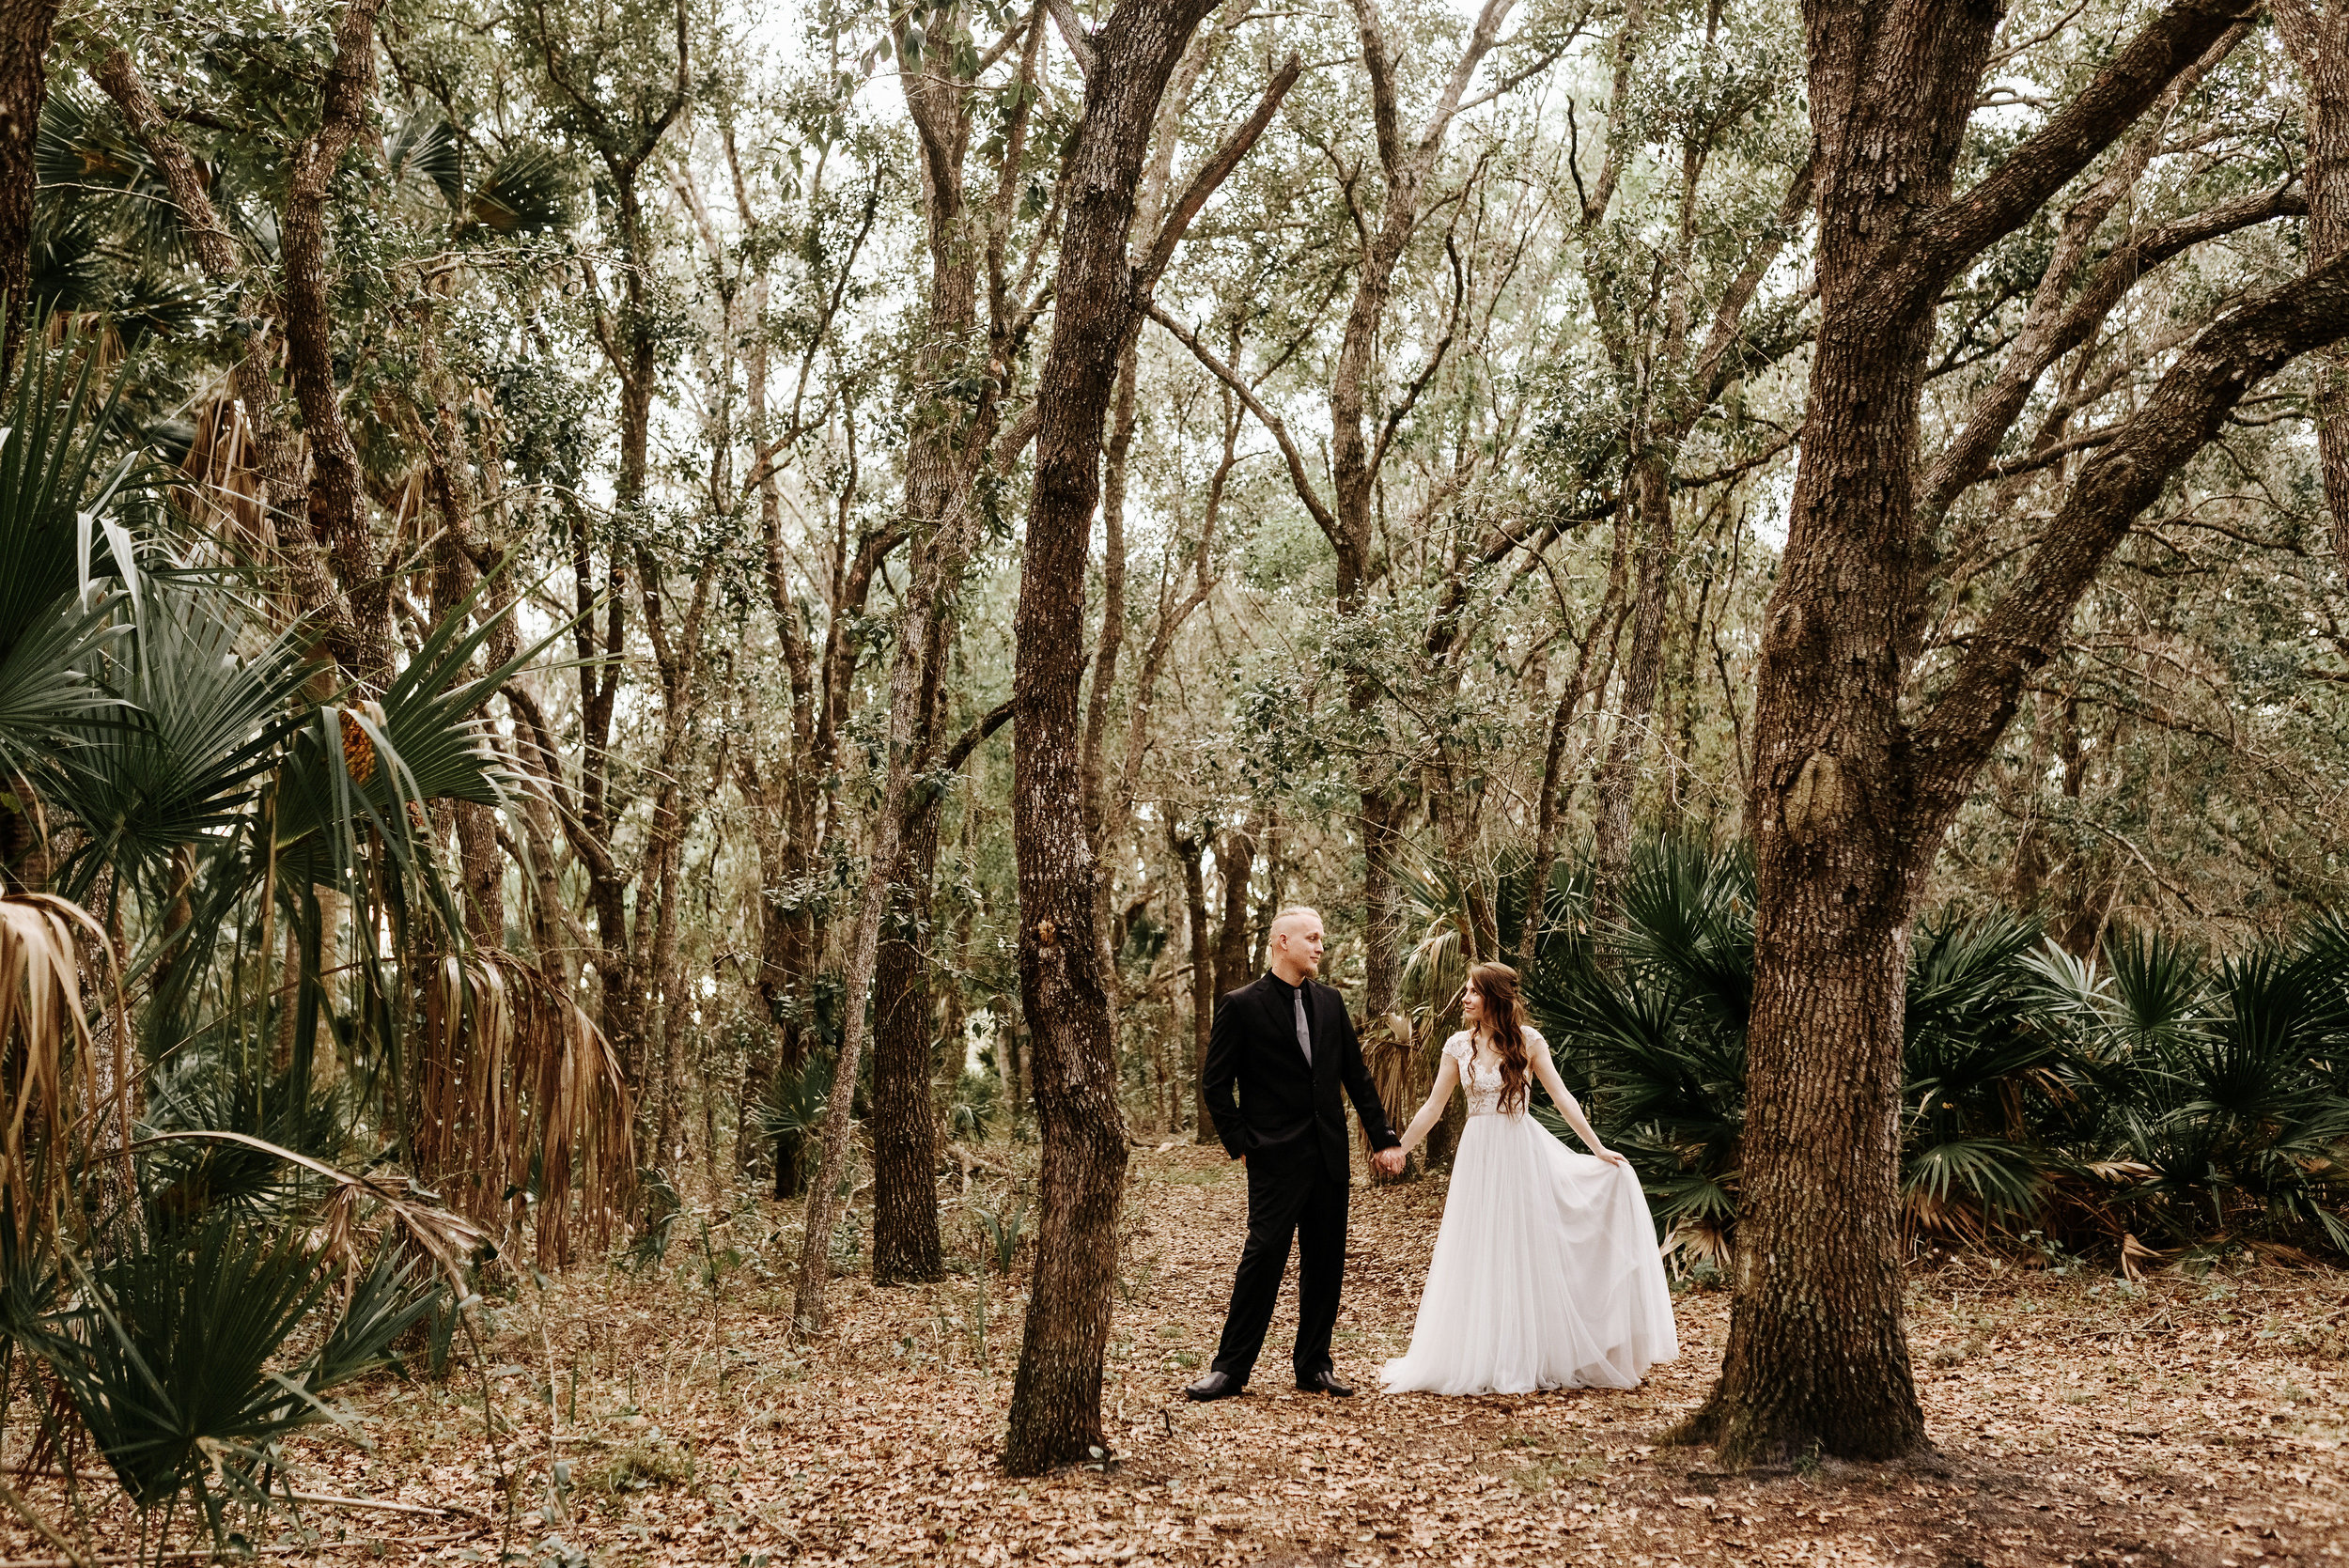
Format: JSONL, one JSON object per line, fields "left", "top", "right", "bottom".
{"left": 5, "top": 1141, "right": 2346, "bottom": 1566}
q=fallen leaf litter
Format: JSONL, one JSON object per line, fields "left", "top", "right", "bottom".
{"left": 6, "top": 1141, "right": 2344, "bottom": 1566}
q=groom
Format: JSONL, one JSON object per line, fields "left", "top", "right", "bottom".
{"left": 1189, "top": 907, "right": 1406, "bottom": 1401}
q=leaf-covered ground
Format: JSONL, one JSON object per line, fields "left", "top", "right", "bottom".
{"left": 11, "top": 1142, "right": 2348, "bottom": 1566}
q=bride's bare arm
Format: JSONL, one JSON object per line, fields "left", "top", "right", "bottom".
{"left": 1529, "top": 1035, "right": 1626, "bottom": 1164}
{"left": 1395, "top": 1055, "right": 1461, "bottom": 1157}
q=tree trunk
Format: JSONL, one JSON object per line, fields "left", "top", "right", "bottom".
{"left": 863, "top": 9, "right": 1000, "bottom": 1281}
{"left": 278, "top": 0, "right": 394, "bottom": 690}
{"left": 1171, "top": 825, "right": 1212, "bottom": 1140}
{"left": 871, "top": 601, "right": 957, "bottom": 1286}
{"left": 0, "top": 0, "right": 59, "bottom": 365}
{"left": 1681, "top": 0, "right": 2263, "bottom": 1467}
{"left": 1590, "top": 455, "right": 1674, "bottom": 918}
{"left": 1356, "top": 786, "right": 1408, "bottom": 1022}
{"left": 786, "top": 470, "right": 984, "bottom": 1331}
{"left": 632, "top": 549, "right": 715, "bottom": 1167}
{"left": 1210, "top": 826, "right": 1253, "bottom": 1001}
{"left": 1672, "top": 2, "right": 1975, "bottom": 1454}
{"left": 519, "top": 0, "right": 689, "bottom": 1116}
{"left": 1081, "top": 350, "right": 1140, "bottom": 1028}
{"left": 735, "top": 751, "right": 801, "bottom": 1192}
{"left": 2278, "top": 0, "right": 2349, "bottom": 564}
{"left": 871, "top": 800, "right": 946, "bottom": 1284}
{"left": 1003, "top": 0, "right": 1221, "bottom": 1476}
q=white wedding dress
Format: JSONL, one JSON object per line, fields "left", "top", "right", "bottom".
{"left": 1379, "top": 1030, "right": 1678, "bottom": 1395}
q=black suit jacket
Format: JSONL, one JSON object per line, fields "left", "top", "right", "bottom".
{"left": 1202, "top": 973, "right": 1400, "bottom": 1182}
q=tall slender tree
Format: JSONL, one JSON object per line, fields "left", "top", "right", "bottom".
{"left": 1003, "top": 0, "right": 1294, "bottom": 1471}
{"left": 514, "top": 0, "right": 692, "bottom": 1090}
{"left": 868, "top": 0, "right": 1054, "bottom": 1289}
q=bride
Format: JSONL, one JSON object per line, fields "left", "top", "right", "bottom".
{"left": 1379, "top": 961, "right": 1678, "bottom": 1395}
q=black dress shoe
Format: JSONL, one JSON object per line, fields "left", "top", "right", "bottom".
{"left": 1185, "top": 1371, "right": 1244, "bottom": 1402}
{"left": 1296, "top": 1370, "right": 1355, "bottom": 1396}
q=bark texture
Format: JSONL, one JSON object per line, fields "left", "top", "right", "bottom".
{"left": 0, "top": 0, "right": 59, "bottom": 363}
{"left": 871, "top": 611, "right": 955, "bottom": 1288}
{"left": 871, "top": 801, "right": 946, "bottom": 1285}
{"left": 1681, "top": 0, "right": 2303, "bottom": 1467}
{"left": 1003, "top": 0, "right": 1222, "bottom": 1476}
{"left": 2278, "top": 0, "right": 2349, "bottom": 563}
{"left": 278, "top": 0, "right": 394, "bottom": 689}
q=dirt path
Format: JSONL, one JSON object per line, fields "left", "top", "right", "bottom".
{"left": 8, "top": 1143, "right": 2345, "bottom": 1566}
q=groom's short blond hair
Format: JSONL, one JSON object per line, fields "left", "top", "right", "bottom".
{"left": 1270, "top": 905, "right": 1322, "bottom": 933}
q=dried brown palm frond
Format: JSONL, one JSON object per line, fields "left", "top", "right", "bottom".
{"left": 1900, "top": 1183, "right": 1995, "bottom": 1251}
{"left": 2118, "top": 1231, "right": 2171, "bottom": 1281}
{"left": 174, "top": 390, "right": 272, "bottom": 545}
{"left": 417, "top": 953, "right": 633, "bottom": 1266}
{"left": 0, "top": 892, "right": 129, "bottom": 1242}
{"left": 1661, "top": 1219, "right": 1732, "bottom": 1276}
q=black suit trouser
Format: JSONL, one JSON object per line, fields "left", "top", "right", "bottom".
{"left": 1210, "top": 1146, "right": 1347, "bottom": 1384}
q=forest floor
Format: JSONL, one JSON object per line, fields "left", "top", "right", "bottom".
{"left": 8, "top": 1141, "right": 2349, "bottom": 1568}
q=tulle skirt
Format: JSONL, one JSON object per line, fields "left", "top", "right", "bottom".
{"left": 1379, "top": 1110, "right": 1678, "bottom": 1395}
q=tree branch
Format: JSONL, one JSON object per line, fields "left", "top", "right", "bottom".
{"left": 1045, "top": 0, "right": 1096, "bottom": 78}
{"left": 96, "top": 50, "right": 239, "bottom": 278}
{"left": 1907, "top": 246, "right": 2349, "bottom": 831}
{"left": 1371, "top": 226, "right": 1466, "bottom": 478}
{"left": 932, "top": 695, "right": 1018, "bottom": 775}
{"left": 1348, "top": 0, "right": 1405, "bottom": 176}
{"left": 1921, "top": 180, "right": 2307, "bottom": 512}
{"left": 1908, "top": 0, "right": 2258, "bottom": 288}
{"left": 1147, "top": 303, "right": 1342, "bottom": 547}
{"left": 1137, "top": 53, "right": 1301, "bottom": 291}
{"left": 1691, "top": 152, "right": 1814, "bottom": 391}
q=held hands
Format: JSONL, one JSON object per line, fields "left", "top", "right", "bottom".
{"left": 1371, "top": 1146, "right": 1408, "bottom": 1177}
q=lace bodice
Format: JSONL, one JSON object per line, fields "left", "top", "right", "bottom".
{"left": 1443, "top": 1029, "right": 1548, "bottom": 1117}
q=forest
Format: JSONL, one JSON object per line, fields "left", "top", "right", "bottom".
{"left": 0, "top": 0, "right": 2346, "bottom": 1560}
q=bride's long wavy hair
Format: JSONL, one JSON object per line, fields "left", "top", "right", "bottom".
{"left": 1466, "top": 962, "right": 1532, "bottom": 1113}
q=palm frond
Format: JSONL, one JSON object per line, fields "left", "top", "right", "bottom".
{"left": 52, "top": 579, "right": 312, "bottom": 901}
{"left": 466, "top": 143, "right": 573, "bottom": 235}
{"left": 1610, "top": 836, "right": 1754, "bottom": 1038}
{"left": 385, "top": 107, "right": 464, "bottom": 209}
{"left": 2103, "top": 928, "right": 2210, "bottom": 1048}
{"left": 49, "top": 1206, "right": 334, "bottom": 1515}
{"left": 1903, "top": 1136, "right": 2046, "bottom": 1226}
{"left": 0, "top": 331, "right": 148, "bottom": 787}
